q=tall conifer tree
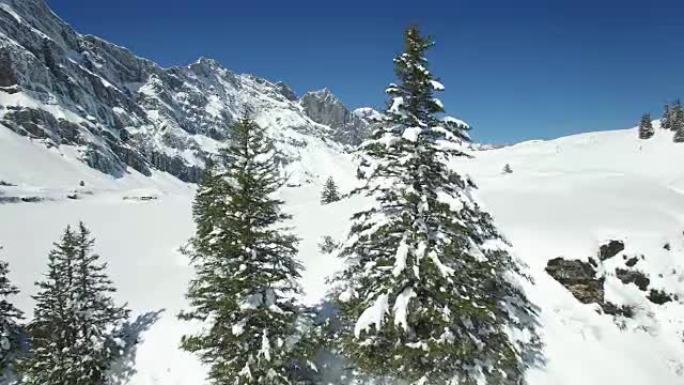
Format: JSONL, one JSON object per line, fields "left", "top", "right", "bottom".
{"left": 0, "top": 248, "right": 23, "bottom": 377}
{"left": 179, "top": 117, "right": 312, "bottom": 385}
{"left": 638, "top": 113, "right": 654, "bottom": 139}
{"left": 331, "top": 26, "right": 539, "bottom": 385}
{"left": 663, "top": 100, "right": 682, "bottom": 132}
{"left": 23, "top": 224, "right": 129, "bottom": 385}
{"left": 673, "top": 113, "right": 684, "bottom": 143}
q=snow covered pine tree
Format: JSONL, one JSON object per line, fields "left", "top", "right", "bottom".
{"left": 638, "top": 113, "right": 654, "bottom": 139}
{"left": 179, "top": 117, "right": 314, "bottom": 385}
{"left": 660, "top": 99, "right": 682, "bottom": 130}
{"left": 0, "top": 248, "right": 23, "bottom": 378}
{"left": 331, "top": 26, "right": 539, "bottom": 385}
{"left": 672, "top": 103, "right": 684, "bottom": 143}
{"left": 23, "top": 224, "right": 130, "bottom": 385}
{"left": 321, "top": 177, "right": 341, "bottom": 204}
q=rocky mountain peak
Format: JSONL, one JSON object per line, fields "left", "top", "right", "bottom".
{"left": 299, "top": 88, "right": 369, "bottom": 145}
{"left": 274, "top": 81, "right": 297, "bottom": 101}
{"left": 0, "top": 0, "right": 366, "bottom": 183}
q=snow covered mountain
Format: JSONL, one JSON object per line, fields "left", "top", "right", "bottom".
{"left": 1, "top": 1, "right": 683, "bottom": 384}
{"left": 0, "top": 0, "right": 365, "bottom": 183}
{"left": 299, "top": 88, "right": 370, "bottom": 145}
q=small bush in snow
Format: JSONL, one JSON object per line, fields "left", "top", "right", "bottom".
{"left": 638, "top": 113, "right": 654, "bottom": 140}
{"left": 318, "top": 236, "right": 340, "bottom": 254}
{"left": 321, "top": 177, "right": 341, "bottom": 204}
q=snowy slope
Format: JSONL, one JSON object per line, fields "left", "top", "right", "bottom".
{"left": 456, "top": 125, "right": 684, "bottom": 384}
{"left": 2, "top": 123, "right": 683, "bottom": 384}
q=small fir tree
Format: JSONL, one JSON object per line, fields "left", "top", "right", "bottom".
{"left": 331, "top": 26, "right": 539, "bottom": 385}
{"left": 638, "top": 113, "right": 654, "bottom": 139}
{"left": 673, "top": 112, "right": 684, "bottom": 143}
{"left": 0, "top": 247, "right": 24, "bottom": 377}
{"left": 663, "top": 100, "right": 683, "bottom": 132}
{"left": 23, "top": 223, "right": 129, "bottom": 385}
{"left": 661, "top": 104, "right": 673, "bottom": 130}
{"left": 321, "top": 177, "right": 341, "bottom": 204}
{"left": 318, "top": 236, "right": 340, "bottom": 254}
{"left": 179, "top": 117, "right": 313, "bottom": 385}
{"left": 503, "top": 163, "right": 513, "bottom": 174}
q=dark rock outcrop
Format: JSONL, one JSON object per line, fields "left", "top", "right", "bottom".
{"left": 624, "top": 256, "right": 639, "bottom": 267}
{"left": 647, "top": 289, "right": 673, "bottom": 305}
{"left": 615, "top": 268, "right": 650, "bottom": 291}
{"left": 602, "top": 302, "right": 634, "bottom": 318}
{"left": 546, "top": 257, "right": 604, "bottom": 304}
{"left": 599, "top": 240, "right": 624, "bottom": 261}
{"left": 275, "top": 81, "right": 297, "bottom": 101}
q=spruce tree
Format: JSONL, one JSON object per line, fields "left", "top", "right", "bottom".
{"left": 23, "top": 224, "right": 129, "bottom": 385}
{"left": 502, "top": 164, "right": 513, "bottom": 174}
{"left": 321, "top": 177, "right": 341, "bottom": 204}
{"left": 673, "top": 106, "right": 684, "bottom": 142}
{"left": 179, "top": 117, "right": 312, "bottom": 385}
{"left": 638, "top": 113, "right": 654, "bottom": 139}
{"left": 664, "top": 100, "right": 683, "bottom": 133}
{"left": 331, "top": 26, "right": 538, "bottom": 385}
{"left": 661, "top": 104, "right": 672, "bottom": 130}
{"left": 0, "top": 248, "right": 23, "bottom": 376}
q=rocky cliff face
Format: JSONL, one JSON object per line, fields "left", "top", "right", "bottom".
{"left": 299, "top": 88, "right": 370, "bottom": 146}
{"left": 0, "top": 0, "right": 363, "bottom": 182}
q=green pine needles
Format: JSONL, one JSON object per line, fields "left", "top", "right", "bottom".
{"left": 179, "top": 117, "right": 313, "bottom": 385}
{"left": 321, "top": 177, "right": 341, "bottom": 204}
{"left": 23, "top": 223, "right": 129, "bottom": 385}
{"left": 0, "top": 247, "right": 23, "bottom": 379}
{"left": 330, "top": 26, "right": 540, "bottom": 385}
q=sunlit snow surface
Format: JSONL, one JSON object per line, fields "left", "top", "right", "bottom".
{"left": 1, "top": 124, "right": 683, "bottom": 384}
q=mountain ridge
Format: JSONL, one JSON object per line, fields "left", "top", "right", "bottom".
{"left": 0, "top": 0, "right": 367, "bottom": 182}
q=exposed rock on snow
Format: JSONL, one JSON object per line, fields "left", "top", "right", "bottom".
{"left": 547, "top": 236, "right": 682, "bottom": 323}
{"left": 545, "top": 257, "right": 605, "bottom": 304}
{"left": 614, "top": 267, "right": 650, "bottom": 291}
{"left": 598, "top": 240, "right": 625, "bottom": 261}
{"left": 647, "top": 289, "right": 674, "bottom": 305}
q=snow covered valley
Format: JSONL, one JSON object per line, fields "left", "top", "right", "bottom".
{"left": 2, "top": 123, "right": 684, "bottom": 385}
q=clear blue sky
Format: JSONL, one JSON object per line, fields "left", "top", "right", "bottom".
{"left": 47, "top": 0, "right": 684, "bottom": 144}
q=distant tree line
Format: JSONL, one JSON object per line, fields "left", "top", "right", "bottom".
{"left": 638, "top": 99, "right": 684, "bottom": 141}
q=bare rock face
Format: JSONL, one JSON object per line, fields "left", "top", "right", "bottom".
{"left": 547, "top": 239, "right": 680, "bottom": 321}
{"left": 546, "top": 257, "right": 605, "bottom": 304}
{"left": 615, "top": 268, "right": 650, "bottom": 291}
{"left": 647, "top": 289, "right": 674, "bottom": 305}
{"left": 0, "top": 0, "right": 359, "bottom": 182}
{"left": 598, "top": 240, "right": 624, "bottom": 261}
{"left": 275, "top": 81, "right": 297, "bottom": 101}
{"left": 299, "top": 88, "right": 369, "bottom": 146}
